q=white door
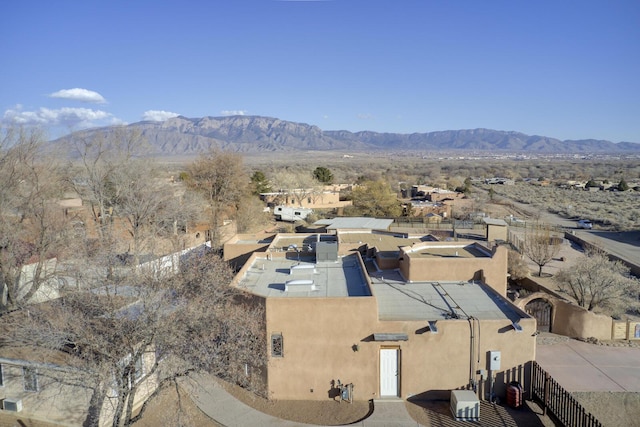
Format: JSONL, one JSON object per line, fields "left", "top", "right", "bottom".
{"left": 380, "top": 348, "right": 399, "bottom": 397}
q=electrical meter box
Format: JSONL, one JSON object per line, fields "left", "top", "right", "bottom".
{"left": 488, "top": 350, "right": 501, "bottom": 371}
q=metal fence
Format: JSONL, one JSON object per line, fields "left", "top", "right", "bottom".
{"left": 531, "top": 361, "right": 602, "bottom": 427}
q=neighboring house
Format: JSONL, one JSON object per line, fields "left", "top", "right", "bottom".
{"left": 424, "top": 212, "right": 443, "bottom": 223}
{"left": 407, "top": 201, "right": 451, "bottom": 219}
{"left": 0, "top": 243, "right": 210, "bottom": 425}
{"left": 230, "top": 227, "right": 534, "bottom": 402}
{"left": 0, "top": 317, "right": 157, "bottom": 426}
{"left": 1, "top": 258, "right": 60, "bottom": 308}
{"left": 410, "top": 185, "right": 463, "bottom": 202}
{"left": 261, "top": 188, "right": 351, "bottom": 209}
{"left": 484, "top": 178, "right": 515, "bottom": 185}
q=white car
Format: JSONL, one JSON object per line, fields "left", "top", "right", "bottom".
{"left": 577, "top": 219, "right": 593, "bottom": 229}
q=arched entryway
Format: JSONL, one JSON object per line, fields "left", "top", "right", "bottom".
{"left": 524, "top": 298, "right": 553, "bottom": 332}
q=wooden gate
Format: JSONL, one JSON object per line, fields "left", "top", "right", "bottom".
{"left": 525, "top": 298, "right": 552, "bottom": 332}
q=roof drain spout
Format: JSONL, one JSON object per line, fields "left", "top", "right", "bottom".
{"left": 468, "top": 316, "right": 477, "bottom": 393}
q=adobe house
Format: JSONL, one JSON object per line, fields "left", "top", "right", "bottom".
{"left": 410, "top": 185, "right": 462, "bottom": 202}
{"left": 260, "top": 188, "right": 351, "bottom": 209}
{"left": 407, "top": 200, "right": 451, "bottom": 219}
{"left": 231, "top": 230, "right": 534, "bottom": 403}
{"left": 0, "top": 312, "right": 157, "bottom": 426}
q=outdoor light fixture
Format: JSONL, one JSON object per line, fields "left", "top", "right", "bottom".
{"left": 352, "top": 344, "right": 359, "bottom": 352}
{"left": 427, "top": 321, "right": 439, "bottom": 333}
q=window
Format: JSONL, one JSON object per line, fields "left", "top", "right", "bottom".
{"left": 111, "top": 353, "right": 145, "bottom": 396}
{"left": 118, "top": 354, "right": 145, "bottom": 387}
{"left": 121, "top": 353, "right": 144, "bottom": 386}
{"left": 271, "top": 333, "right": 283, "bottom": 357}
{"left": 23, "top": 367, "right": 38, "bottom": 392}
{"left": 134, "top": 354, "right": 144, "bottom": 382}
{"left": 0, "top": 364, "right": 4, "bottom": 387}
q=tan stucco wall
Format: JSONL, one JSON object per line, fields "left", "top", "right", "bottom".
{"left": 265, "top": 297, "right": 535, "bottom": 401}
{"left": 0, "top": 362, "right": 91, "bottom": 425}
{"left": 487, "top": 225, "right": 508, "bottom": 242}
{"left": 515, "top": 289, "right": 615, "bottom": 341}
{"left": 223, "top": 242, "right": 271, "bottom": 267}
{"left": 398, "top": 244, "right": 508, "bottom": 296}
{"left": 0, "top": 352, "right": 158, "bottom": 426}
{"left": 263, "top": 192, "right": 346, "bottom": 209}
{"left": 374, "top": 251, "right": 400, "bottom": 270}
{"left": 551, "top": 300, "right": 613, "bottom": 340}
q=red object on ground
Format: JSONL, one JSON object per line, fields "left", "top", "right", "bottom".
{"left": 507, "top": 381, "right": 523, "bottom": 408}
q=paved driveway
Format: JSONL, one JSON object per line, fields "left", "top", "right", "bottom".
{"left": 537, "top": 340, "right": 640, "bottom": 392}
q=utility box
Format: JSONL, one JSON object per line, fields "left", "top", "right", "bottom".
{"left": 488, "top": 350, "right": 501, "bottom": 371}
{"left": 450, "top": 390, "right": 479, "bottom": 421}
{"left": 2, "top": 398, "right": 23, "bottom": 412}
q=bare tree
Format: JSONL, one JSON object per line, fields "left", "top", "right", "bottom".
{"left": 236, "top": 196, "right": 272, "bottom": 233}
{"left": 68, "top": 129, "right": 144, "bottom": 278}
{"left": 270, "top": 168, "right": 322, "bottom": 207}
{"left": 507, "top": 248, "right": 530, "bottom": 281}
{"left": 0, "top": 126, "right": 71, "bottom": 311}
{"left": 555, "top": 249, "right": 638, "bottom": 313}
{"left": 69, "top": 129, "right": 199, "bottom": 266}
{"left": 4, "top": 251, "right": 266, "bottom": 427}
{"left": 186, "top": 149, "right": 248, "bottom": 248}
{"left": 1, "top": 131, "right": 263, "bottom": 426}
{"left": 523, "top": 224, "right": 562, "bottom": 277}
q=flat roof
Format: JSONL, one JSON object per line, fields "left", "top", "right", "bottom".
{"left": 236, "top": 253, "right": 371, "bottom": 298}
{"left": 369, "top": 271, "right": 523, "bottom": 322}
{"left": 338, "top": 232, "right": 424, "bottom": 252}
{"left": 269, "top": 234, "right": 337, "bottom": 252}
{"left": 315, "top": 217, "right": 394, "bottom": 230}
{"left": 483, "top": 218, "right": 509, "bottom": 226}
{"left": 234, "top": 247, "right": 522, "bottom": 323}
{"left": 404, "top": 243, "right": 492, "bottom": 259}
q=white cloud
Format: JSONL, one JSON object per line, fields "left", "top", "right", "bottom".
{"left": 49, "top": 88, "right": 107, "bottom": 104}
{"left": 142, "top": 110, "right": 181, "bottom": 121}
{"left": 357, "top": 113, "right": 373, "bottom": 120}
{"left": 3, "top": 105, "right": 123, "bottom": 129}
{"left": 220, "top": 110, "right": 247, "bottom": 116}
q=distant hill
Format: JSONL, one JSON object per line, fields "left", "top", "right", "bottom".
{"left": 53, "top": 115, "right": 640, "bottom": 156}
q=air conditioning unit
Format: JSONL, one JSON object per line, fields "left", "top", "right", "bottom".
{"left": 2, "top": 398, "right": 23, "bottom": 412}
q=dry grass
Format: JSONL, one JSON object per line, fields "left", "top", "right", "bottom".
{"left": 486, "top": 182, "right": 640, "bottom": 230}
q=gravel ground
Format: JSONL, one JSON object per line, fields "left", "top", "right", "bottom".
{"left": 537, "top": 333, "right": 640, "bottom": 427}
{"left": 571, "top": 392, "right": 640, "bottom": 427}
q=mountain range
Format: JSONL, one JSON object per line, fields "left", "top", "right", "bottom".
{"left": 54, "top": 115, "right": 640, "bottom": 156}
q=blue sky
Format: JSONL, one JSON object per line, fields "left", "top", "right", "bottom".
{"left": 1, "top": 0, "right": 639, "bottom": 142}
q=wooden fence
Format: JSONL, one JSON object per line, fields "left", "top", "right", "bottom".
{"left": 531, "top": 361, "right": 602, "bottom": 427}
